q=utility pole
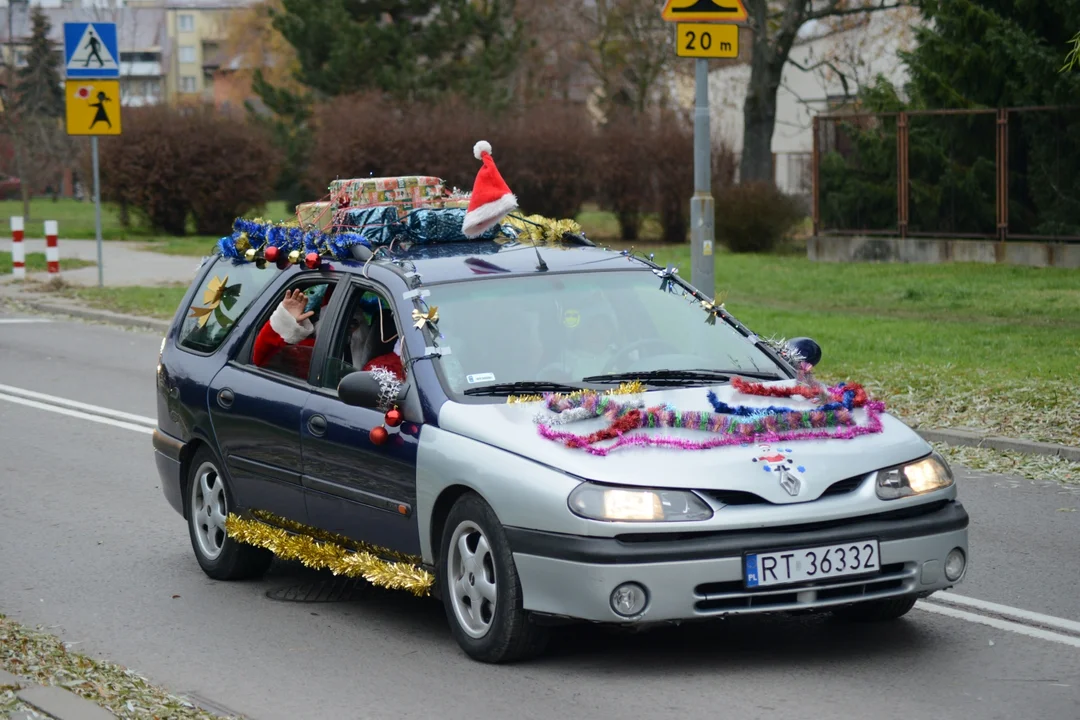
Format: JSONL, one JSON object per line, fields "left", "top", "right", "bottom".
{"left": 661, "top": 0, "right": 745, "bottom": 299}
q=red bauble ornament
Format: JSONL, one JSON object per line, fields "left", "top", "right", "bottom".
{"left": 305, "top": 252, "right": 320, "bottom": 269}
{"left": 264, "top": 246, "right": 280, "bottom": 262}
{"left": 384, "top": 408, "right": 403, "bottom": 428}
{"left": 369, "top": 426, "right": 389, "bottom": 445}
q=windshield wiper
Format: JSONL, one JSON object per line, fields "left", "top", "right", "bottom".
{"left": 463, "top": 380, "right": 584, "bottom": 397}
{"left": 582, "top": 368, "right": 783, "bottom": 385}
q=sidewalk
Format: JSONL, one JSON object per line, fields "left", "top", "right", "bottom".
{"left": 0, "top": 238, "right": 203, "bottom": 287}
{"left": 1, "top": 668, "right": 116, "bottom": 720}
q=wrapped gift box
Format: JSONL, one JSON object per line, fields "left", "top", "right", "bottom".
{"left": 295, "top": 201, "right": 333, "bottom": 232}
{"left": 329, "top": 176, "right": 447, "bottom": 211}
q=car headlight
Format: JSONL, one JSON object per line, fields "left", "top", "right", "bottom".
{"left": 568, "top": 483, "right": 713, "bottom": 522}
{"left": 876, "top": 453, "right": 954, "bottom": 500}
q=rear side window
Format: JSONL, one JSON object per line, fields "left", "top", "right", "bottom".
{"left": 178, "top": 257, "right": 278, "bottom": 353}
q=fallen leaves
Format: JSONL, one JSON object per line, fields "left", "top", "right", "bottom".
{"left": 0, "top": 614, "right": 242, "bottom": 720}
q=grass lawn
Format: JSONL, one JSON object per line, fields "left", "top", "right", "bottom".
{"left": 0, "top": 251, "right": 95, "bottom": 274}
{"left": 0, "top": 198, "right": 292, "bottom": 241}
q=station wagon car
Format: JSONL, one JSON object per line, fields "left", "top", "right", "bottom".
{"left": 153, "top": 228, "right": 969, "bottom": 663}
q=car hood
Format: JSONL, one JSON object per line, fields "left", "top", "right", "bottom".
{"left": 436, "top": 384, "right": 931, "bottom": 504}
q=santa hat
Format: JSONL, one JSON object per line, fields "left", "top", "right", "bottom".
{"left": 461, "top": 141, "right": 518, "bottom": 238}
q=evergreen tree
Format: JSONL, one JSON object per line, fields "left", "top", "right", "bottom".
{"left": 15, "top": 6, "right": 64, "bottom": 118}
{"left": 820, "top": 0, "right": 1080, "bottom": 237}
{"left": 263, "top": 0, "right": 525, "bottom": 104}
{"left": 251, "top": 0, "right": 525, "bottom": 202}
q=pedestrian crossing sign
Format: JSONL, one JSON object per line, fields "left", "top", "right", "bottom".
{"left": 64, "top": 22, "right": 119, "bottom": 78}
{"left": 65, "top": 81, "right": 122, "bottom": 136}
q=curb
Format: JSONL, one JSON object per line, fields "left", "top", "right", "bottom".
{"left": 0, "top": 294, "right": 170, "bottom": 333}
{"left": 1, "top": 669, "right": 117, "bottom": 720}
{"left": 917, "top": 428, "right": 1080, "bottom": 463}
{"left": 24, "top": 300, "right": 170, "bottom": 333}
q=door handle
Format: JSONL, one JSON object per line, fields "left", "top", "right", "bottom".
{"left": 217, "top": 388, "right": 234, "bottom": 409}
{"left": 308, "top": 414, "right": 327, "bottom": 436}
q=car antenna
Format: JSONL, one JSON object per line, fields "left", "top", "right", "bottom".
{"left": 531, "top": 242, "right": 548, "bottom": 272}
{"left": 506, "top": 214, "right": 548, "bottom": 271}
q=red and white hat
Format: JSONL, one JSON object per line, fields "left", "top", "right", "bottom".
{"left": 461, "top": 140, "right": 518, "bottom": 238}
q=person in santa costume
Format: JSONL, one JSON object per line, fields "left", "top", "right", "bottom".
{"left": 252, "top": 287, "right": 404, "bottom": 380}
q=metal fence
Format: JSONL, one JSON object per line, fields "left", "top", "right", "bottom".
{"left": 811, "top": 107, "right": 1080, "bottom": 242}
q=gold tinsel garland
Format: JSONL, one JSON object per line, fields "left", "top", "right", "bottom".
{"left": 225, "top": 511, "right": 434, "bottom": 597}
{"left": 507, "top": 380, "right": 646, "bottom": 404}
{"left": 499, "top": 214, "right": 584, "bottom": 247}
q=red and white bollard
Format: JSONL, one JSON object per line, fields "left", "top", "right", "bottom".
{"left": 44, "top": 220, "right": 59, "bottom": 275}
{"left": 11, "top": 216, "right": 25, "bottom": 279}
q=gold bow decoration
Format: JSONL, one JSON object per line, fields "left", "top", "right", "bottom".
{"left": 412, "top": 306, "right": 439, "bottom": 330}
{"left": 701, "top": 298, "right": 724, "bottom": 326}
{"left": 189, "top": 275, "right": 242, "bottom": 328}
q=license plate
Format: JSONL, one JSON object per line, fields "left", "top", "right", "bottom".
{"left": 745, "top": 539, "right": 880, "bottom": 588}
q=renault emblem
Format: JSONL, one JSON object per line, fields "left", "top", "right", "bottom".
{"left": 778, "top": 468, "right": 802, "bottom": 496}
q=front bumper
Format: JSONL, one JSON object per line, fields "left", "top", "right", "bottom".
{"left": 509, "top": 500, "right": 969, "bottom": 623}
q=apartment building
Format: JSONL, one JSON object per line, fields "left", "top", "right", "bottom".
{"left": 0, "top": 0, "right": 253, "bottom": 107}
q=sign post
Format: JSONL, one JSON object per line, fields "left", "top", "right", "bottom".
{"left": 661, "top": 0, "right": 746, "bottom": 297}
{"left": 63, "top": 22, "right": 120, "bottom": 288}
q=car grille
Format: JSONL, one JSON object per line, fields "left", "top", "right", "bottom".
{"left": 692, "top": 562, "right": 916, "bottom": 615}
{"left": 702, "top": 474, "right": 867, "bottom": 506}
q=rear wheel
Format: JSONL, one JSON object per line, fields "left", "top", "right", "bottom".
{"left": 186, "top": 447, "right": 272, "bottom": 581}
{"left": 833, "top": 594, "right": 918, "bottom": 622}
{"left": 438, "top": 492, "right": 548, "bottom": 663}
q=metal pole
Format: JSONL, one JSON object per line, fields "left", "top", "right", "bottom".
{"left": 91, "top": 136, "right": 103, "bottom": 287}
{"left": 689, "top": 57, "right": 715, "bottom": 298}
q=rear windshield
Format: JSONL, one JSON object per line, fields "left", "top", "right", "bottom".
{"left": 178, "top": 256, "right": 278, "bottom": 353}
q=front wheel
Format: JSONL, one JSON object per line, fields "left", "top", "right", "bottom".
{"left": 832, "top": 594, "right": 918, "bottom": 622}
{"left": 438, "top": 492, "right": 548, "bottom": 663}
{"left": 186, "top": 447, "right": 273, "bottom": 581}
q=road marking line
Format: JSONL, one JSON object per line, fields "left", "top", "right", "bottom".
{"left": 4, "top": 384, "right": 1079, "bottom": 649}
{"left": 929, "top": 592, "right": 1080, "bottom": 636}
{"left": 0, "top": 393, "right": 154, "bottom": 435}
{"left": 916, "top": 602, "right": 1080, "bottom": 648}
{"left": 0, "top": 383, "right": 155, "bottom": 426}
{"left": 0, "top": 318, "right": 53, "bottom": 324}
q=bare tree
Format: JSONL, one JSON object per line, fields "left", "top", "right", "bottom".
{"left": 740, "top": 0, "right": 907, "bottom": 184}
{"left": 579, "top": 0, "right": 683, "bottom": 117}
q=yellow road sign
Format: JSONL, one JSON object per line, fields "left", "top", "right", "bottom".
{"left": 65, "top": 80, "right": 121, "bottom": 136}
{"left": 676, "top": 23, "right": 739, "bottom": 58}
{"left": 661, "top": 0, "right": 747, "bottom": 23}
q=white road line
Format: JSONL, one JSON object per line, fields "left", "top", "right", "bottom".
{"left": 916, "top": 602, "right": 1080, "bottom": 649}
{"left": 0, "top": 383, "right": 155, "bottom": 426}
{"left": 0, "top": 393, "right": 154, "bottom": 435}
{"left": 4, "top": 384, "right": 1080, "bottom": 650}
{"left": 929, "top": 592, "right": 1080, "bottom": 636}
{"left": 0, "top": 318, "right": 53, "bottom": 324}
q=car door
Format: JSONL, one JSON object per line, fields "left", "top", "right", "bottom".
{"left": 300, "top": 280, "right": 422, "bottom": 556}
{"left": 207, "top": 276, "right": 341, "bottom": 525}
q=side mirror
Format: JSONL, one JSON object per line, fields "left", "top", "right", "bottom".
{"left": 338, "top": 371, "right": 408, "bottom": 408}
{"left": 786, "top": 337, "right": 822, "bottom": 367}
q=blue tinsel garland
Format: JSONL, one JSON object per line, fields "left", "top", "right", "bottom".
{"left": 217, "top": 218, "right": 371, "bottom": 263}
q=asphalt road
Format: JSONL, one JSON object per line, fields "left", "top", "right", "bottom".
{"left": 1, "top": 311, "right": 1078, "bottom": 720}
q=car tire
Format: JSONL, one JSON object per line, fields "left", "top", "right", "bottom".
{"left": 185, "top": 447, "right": 273, "bottom": 581}
{"left": 438, "top": 492, "right": 549, "bottom": 664}
{"left": 833, "top": 594, "right": 918, "bottom": 622}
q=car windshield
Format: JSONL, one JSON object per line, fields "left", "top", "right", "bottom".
{"left": 427, "top": 269, "right": 784, "bottom": 396}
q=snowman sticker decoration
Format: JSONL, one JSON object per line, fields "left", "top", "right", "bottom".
{"left": 752, "top": 444, "right": 807, "bottom": 497}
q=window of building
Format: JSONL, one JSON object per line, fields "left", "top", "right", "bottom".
{"left": 178, "top": 14, "right": 195, "bottom": 32}
{"left": 180, "top": 75, "right": 197, "bottom": 93}
{"left": 179, "top": 46, "right": 196, "bottom": 64}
